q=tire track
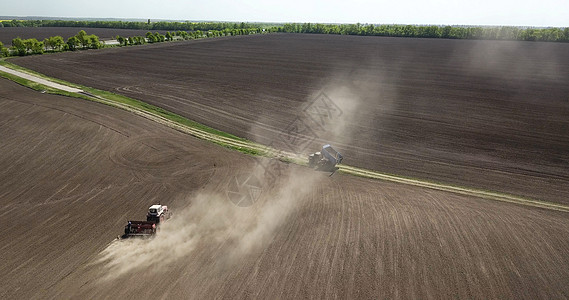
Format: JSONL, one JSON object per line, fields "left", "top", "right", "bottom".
{"left": 3, "top": 76, "right": 569, "bottom": 298}
{"left": 3, "top": 61, "right": 568, "bottom": 212}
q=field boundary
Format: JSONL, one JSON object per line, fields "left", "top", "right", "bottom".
{"left": 1, "top": 60, "right": 568, "bottom": 213}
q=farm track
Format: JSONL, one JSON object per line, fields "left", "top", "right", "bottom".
{"left": 1, "top": 34, "right": 569, "bottom": 298}
{"left": 10, "top": 34, "right": 569, "bottom": 204}
{"left": 2, "top": 63, "right": 565, "bottom": 213}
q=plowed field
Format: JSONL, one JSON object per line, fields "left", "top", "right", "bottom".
{"left": 3, "top": 33, "right": 569, "bottom": 298}
{"left": 2, "top": 78, "right": 569, "bottom": 299}
{"left": 11, "top": 34, "right": 569, "bottom": 204}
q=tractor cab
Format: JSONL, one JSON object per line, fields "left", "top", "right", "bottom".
{"left": 147, "top": 204, "right": 169, "bottom": 223}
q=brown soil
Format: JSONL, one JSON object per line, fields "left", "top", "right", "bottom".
{"left": 11, "top": 34, "right": 569, "bottom": 204}
{"left": 1, "top": 77, "right": 569, "bottom": 299}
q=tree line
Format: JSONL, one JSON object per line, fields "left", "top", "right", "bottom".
{"left": 0, "top": 19, "right": 259, "bottom": 31}
{"left": 2, "top": 19, "right": 567, "bottom": 42}
{"left": 2, "top": 20, "right": 566, "bottom": 58}
{"left": 0, "top": 30, "right": 101, "bottom": 56}
{"left": 0, "top": 28, "right": 264, "bottom": 57}
{"left": 115, "top": 28, "right": 260, "bottom": 46}
{"left": 272, "top": 23, "right": 569, "bottom": 42}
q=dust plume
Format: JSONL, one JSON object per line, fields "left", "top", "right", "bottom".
{"left": 299, "top": 64, "right": 393, "bottom": 155}
{"left": 455, "top": 39, "right": 564, "bottom": 83}
{"left": 95, "top": 165, "right": 321, "bottom": 281}
{"left": 96, "top": 67, "right": 373, "bottom": 281}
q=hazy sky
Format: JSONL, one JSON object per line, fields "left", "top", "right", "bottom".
{"left": 3, "top": 0, "right": 568, "bottom": 27}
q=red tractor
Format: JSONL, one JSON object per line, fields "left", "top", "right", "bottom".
{"left": 123, "top": 204, "right": 171, "bottom": 238}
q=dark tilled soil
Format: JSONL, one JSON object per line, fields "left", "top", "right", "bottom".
{"left": 1, "top": 78, "right": 569, "bottom": 299}
{"left": 11, "top": 34, "right": 569, "bottom": 204}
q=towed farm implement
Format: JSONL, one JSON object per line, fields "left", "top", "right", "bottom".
{"left": 123, "top": 204, "right": 171, "bottom": 238}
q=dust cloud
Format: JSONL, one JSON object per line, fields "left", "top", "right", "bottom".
{"left": 250, "top": 65, "right": 386, "bottom": 159}
{"left": 313, "top": 65, "right": 390, "bottom": 145}
{"left": 455, "top": 40, "right": 564, "bottom": 83}
{"left": 95, "top": 166, "right": 321, "bottom": 281}
{"left": 96, "top": 67, "right": 374, "bottom": 281}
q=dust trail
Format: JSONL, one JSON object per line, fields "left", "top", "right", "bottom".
{"left": 249, "top": 67, "right": 377, "bottom": 159}
{"left": 95, "top": 193, "right": 229, "bottom": 280}
{"left": 96, "top": 166, "right": 321, "bottom": 281}
{"left": 304, "top": 64, "right": 390, "bottom": 153}
{"left": 96, "top": 67, "right": 372, "bottom": 280}
{"left": 456, "top": 40, "right": 564, "bottom": 83}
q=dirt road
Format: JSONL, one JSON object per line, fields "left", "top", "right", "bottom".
{"left": 11, "top": 34, "right": 569, "bottom": 204}
{"left": 0, "top": 65, "right": 83, "bottom": 92}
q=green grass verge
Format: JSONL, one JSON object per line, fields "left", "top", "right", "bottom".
{"left": 81, "top": 85, "right": 246, "bottom": 142}
{"left": 2, "top": 58, "right": 568, "bottom": 212}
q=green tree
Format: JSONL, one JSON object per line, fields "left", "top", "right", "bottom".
{"left": 67, "top": 36, "right": 79, "bottom": 51}
{"left": 449, "top": 27, "right": 466, "bottom": 39}
{"left": 21, "top": 38, "right": 42, "bottom": 54}
{"left": 30, "top": 39, "right": 44, "bottom": 54}
{"left": 76, "top": 30, "right": 89, "bottom": 49}
{"left": 301, "top": 23, "right": 313, "bottom": 33}
{"left": 116, "top": 35, "right": 127, "bottom": 46}
{"left": 146, "top": 31, "right": 157, "bottom": 43}
{"left": 542, "top": 28, "right": 564, "bottom": 41}
{"left": 521, "top": 28, "right": 537, "bottom": 41}
{"left": 441, "top": 26, "right": 452, "bottom": 38}
{"left": 50, "top": 36, "right": 65, "bottom": 51}
{"left": 43, "top": 38, "right": 50, "bottom": 51}
{"left": 155, "top": 32, "right": 165, "bottom": 42}
{"left": 134, "top": 36, "right": 145, "bottom": 45}
{"left": 403, "top": 25, "right": 416, "bottom": 37}
{"left": 425, "top": 26, "right": 440, "bottom": 38}
{"left": 165, "top": 32, "right": 173, "bottom": 41}
{"left": 88, "top": 34, "right": 101, "bottom": 49}
{"left": 11, "top": 38, "right": 26, "bottom": 55}
{"left": 178, "top": 31, "right": 189, "bottom": 40}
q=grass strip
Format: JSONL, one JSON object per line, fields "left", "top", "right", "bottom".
{"left": 2, "top": 59, "right": 568, "bottom": 213}
{"left": 0, "top": 60, "right": 245, "bottom": 142}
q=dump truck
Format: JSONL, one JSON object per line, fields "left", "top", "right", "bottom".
{"left": 308, "top": 144, "right": 343, "bottom": 172}
{"left": 123, "top": 204, "right": 171, "bottom": 238}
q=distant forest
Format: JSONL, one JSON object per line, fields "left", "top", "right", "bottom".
{"left": 0, "top": 20, "right": 260, "bottom": 31}
{"left": 275, "top": 23, "right": 569, "bottom": 42}
{"left": 1, "top": 19, "right": 568, "bottom": 42}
